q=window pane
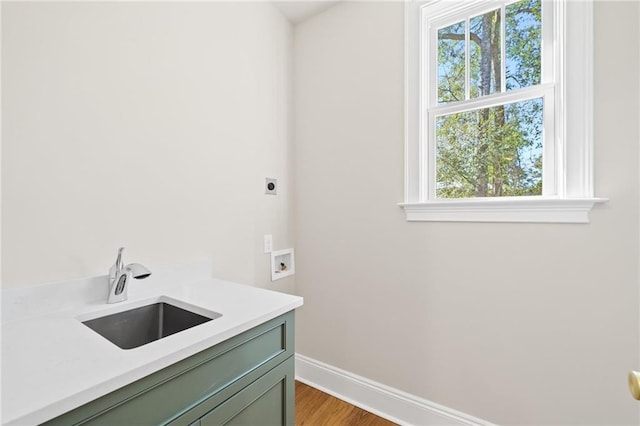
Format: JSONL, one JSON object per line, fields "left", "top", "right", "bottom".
{"left": 505, "top": 0, "right": 541, "bottom": 90}
{"left": 435, "top": 97, "right": 543, "bottom": 198}
{"left": 470, "top": 9, "right": 501, "bottom": 98}
{"left": 438, "top": 21, "right": 465, "bottom": 103}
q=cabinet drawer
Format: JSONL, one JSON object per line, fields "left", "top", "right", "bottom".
{"left": 200, "top": 357, "right": 294, "bottom": 426}
{"left": 169, "top": 357, "right": 294, "bottom": 426}
{"left": 44, "top": 311, "right": 294, "bottom": 426}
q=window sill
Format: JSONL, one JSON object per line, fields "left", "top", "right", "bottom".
{"left": 399, "top": 197, "right": 607, "bottom": 224}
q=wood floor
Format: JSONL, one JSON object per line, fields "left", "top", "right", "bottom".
{"left": 295, "top": 381, "right": 397, "bottom": 426}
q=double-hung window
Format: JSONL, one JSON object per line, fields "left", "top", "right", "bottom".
{"left": 403, "top": 0, "right": 604, "bottom": 223}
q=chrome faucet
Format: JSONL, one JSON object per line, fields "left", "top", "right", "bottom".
{"left": 107, "top": 247, "right": 152, "bottom": 303}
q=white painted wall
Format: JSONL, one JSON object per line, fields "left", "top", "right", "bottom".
{"left": 293, "top": 1, "right": 640, "bottom": 424}
{"left": 2, "top": 2, "right": 295, "bottom": 292}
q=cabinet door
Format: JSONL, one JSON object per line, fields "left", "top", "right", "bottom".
{"left": 200, "top": 358, "right": 294, "bottom": 426}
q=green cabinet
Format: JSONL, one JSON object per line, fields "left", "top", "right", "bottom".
{"left": 45, "top": 311, "right": 295, "bottom": 426}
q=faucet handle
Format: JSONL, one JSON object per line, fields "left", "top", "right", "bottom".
{"left": 115, "top": 247, "right": 125, "bottom": 270}
{"left": 109, "top": 247, "right": 126, "bottom": 282}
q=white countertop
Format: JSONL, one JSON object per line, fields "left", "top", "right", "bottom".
{"left": 1, "top": 261, "right": 303, "bottom": 425}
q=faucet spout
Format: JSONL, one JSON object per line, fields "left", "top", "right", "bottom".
{"left": 107, "top": 248, "right": 151, "bottom": 304}
{"left": 127, "top": 263, "right": 152, "bottom": 279}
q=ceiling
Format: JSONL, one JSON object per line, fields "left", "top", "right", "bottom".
{"left": 271, "top": 1, "right": 340, "bottom": 25}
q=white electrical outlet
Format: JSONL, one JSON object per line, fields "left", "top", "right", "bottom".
{"left": 264, "top": 235, "right": 273, "bottom": 253}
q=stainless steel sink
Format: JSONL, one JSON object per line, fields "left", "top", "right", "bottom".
{"left": 82, "top": 302, "right": 221, "bottom": 349}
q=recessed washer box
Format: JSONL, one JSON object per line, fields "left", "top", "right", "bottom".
{"left": 271, "top": 248, "right": 294, "bottom": 281}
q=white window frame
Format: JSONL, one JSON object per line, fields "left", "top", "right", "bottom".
{"left": 402, "top": 0, "right": 605, "bottom": 223}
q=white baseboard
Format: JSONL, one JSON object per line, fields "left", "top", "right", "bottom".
{"left": 295, "top": 353, "right": 495, "bottom": 426}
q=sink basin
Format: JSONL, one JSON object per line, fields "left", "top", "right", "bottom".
{"left": 82, "top": 302, "right": 221, "bottom": 349}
